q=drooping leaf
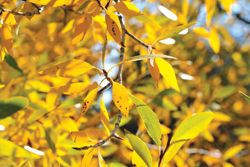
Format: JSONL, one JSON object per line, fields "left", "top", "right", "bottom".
{"left": 156, "top": 58, "right": 180, "bottom": 92}
{"left": 0, "top": 97, "right": 29, "bottom": 119}
{"left": 112, "top": 81, "right": 131, "bottom": 117}
{"left": 4, "top": 54, "right": 23, "bottom": 73}
{"left": 208, "top": 27, "right": 220, "bottom": 53}
{"left": 100, "top": 97, "right": 111, "bottom": 135}
{"left": 161, "top": 112, "right": 214, "bottom": 165}
{"left": 82, "top": 86, "right": 99, "bottom": 114}
{"left": 130, "top": 94, "right": 162, "bottom": 146}
{"left": 105, "top": 10, "right": 122, "bottom": 44}
{"left": 126, "top": 133, "right": 153, "bottom": 167}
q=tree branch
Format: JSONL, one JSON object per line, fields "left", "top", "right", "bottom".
{"left": 125, "top": 30, "right": 155, "bottom": 49}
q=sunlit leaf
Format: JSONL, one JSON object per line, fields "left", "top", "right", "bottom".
{"left": 112, "top": 81, "right": 131, "bottom": 117}
{"left": 223, "top": 144, "right": 244, "bottom": 160}
{"left": 82, "top": 148, "right": 97, "bottom": 167}
{"left": 82, "top": 86, "right": 99, "bottom": 114}
{"left": 156, "top": 58, "right": 180, "bottom": 92}
{"left": 208, "top": 27, "right": 220, "bottom": 53}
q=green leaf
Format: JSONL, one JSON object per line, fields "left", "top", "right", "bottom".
{"left": 45, "top": 128, "right": 56, "bottom": 153}
{"left": 4, "top": 54, "right": 23, "bottom": 73}
{"left": 0, "top": 138, "right": 39, "bottom": 158}
{"left": 154, "top": 22, "right": 196, "bottom": 44}
{"left": 129, "top": 94, "right": 162, "bottom": 146}
{"left": 0, "top": 97, "right": 29, "bottom": 119}
{"left": 126, "top": 133, "right": 153, "bottom": 167}
{"left": 161, "top": 112, "right": 214, "bottom": 164}
{"left": 214, "top": 85, "right": 236, "bottom": 99}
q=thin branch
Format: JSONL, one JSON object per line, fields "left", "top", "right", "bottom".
{"left": 125, "top": 30, "right": 155, "bottom": 49}
{"left": 73, "top": 112, "right": 122, "bottom": 150}
{"left": 0, "top": 4, "right": 42, "bottom": 16}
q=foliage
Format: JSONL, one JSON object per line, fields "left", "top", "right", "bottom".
{"left": 0, "top": 0, "right": 249, "bottom": 166}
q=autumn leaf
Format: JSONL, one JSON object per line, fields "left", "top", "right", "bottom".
{"left": 112, "top": 81, "right": 131, "bottom": 117}
{"left": 82, "top": 86, "right": 99, "bottom": 114}
{"left": 72, "top": 15, "right": 92, "bottom": 45}
{"left": 114, "top": 1, "right": 142, "bottom": 17}
{"left": 105, "top": 9, "right": 122, "bottom": 44}
{"left": 156, "top": 58, "right": 180, "bottom": 92}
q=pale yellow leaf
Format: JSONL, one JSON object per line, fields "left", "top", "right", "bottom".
{"left": 100, "top": 97, "right": 111, "bottom": 135}
{"left": 223, "top": 144, "right": 244, "bottom": 160}
{"left": 155, "top": 58, "right": 180, "bottom": 92}
{"left": 98, "top": 150, "right": 107, "bottom": 167}
{"left": 81, "top": 148, "right": 96, "bottom": 167}
{"left": 208, "top": 27, "right": 220, "bottom": 53}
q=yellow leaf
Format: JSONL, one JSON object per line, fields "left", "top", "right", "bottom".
{"left": 25, "top": 80, "right": 51, "bottom": 92}
{"left": 219, "top": 0, "right": 235, "bottom": 13}
{"left": 155, "top": 58, "right": 180, "bottom": 92}
{"left": 223, "top": 144, "right": 244, "bottom": 160}
{"left": 205, "top": 0, "right": 216, "bottom": 26}
{"left": 62, "top": 59, "right": 95, "bottom": 77}
{"left": 193, "top": 27, "right": 209, "bottom": 37}
{"left": 239, "top": 134, "right": 250, "bottom": 142}
{"left": 46, "top": 91, "right": 59, "bottom": 110}
{"left": 82, "top": 86, "right": 99, "bottom": 114}
{"left": 29, "top": 0, "right": 51, "bottom": 5}
{"left": 98, "top": 150, "right": 107, "bottom": 167}
{"left": 0, "top": 12, "right": 16, "bottom": 26}
{"left": 72, "top": 15, "right": 92, "bottom": 45}
{"left": 62, "top": 82, "right": 91, "bottom": 95}
{"left": 132, "top": 151, "right": 147, "bottom": 167}
{"left": 213, "top": 112, "right": 231, "bottom": 122}
{"left": 52, "top": 0, "right": 71, "bottom": 7}
{"left": 61, "top": 19, "right": 75, "bottom": 34}
{"left": 208, "top": 27, "right": 220, "bottom": 53}
{"left": 105, "top": 10, "right": 122, "bottom": 44}
{"left": 0, "top": 84, "right": 5, "bottom": 89}
{"left": 40, "top": 59, "right": 96, "bottom": 77}
{"left": 60, "top": 117, "right": 78, "bottom": 132}
{"left": 81, "top": 148, "right": 97, "bottom": 167}
{"left": 114, "top": 1, "right": 141, "bottom": 17}
{"left": 100, "top": 97, "right": 111, "bottom": 135}
{"left": 112, "top": 81, "right": 131, "bottom": 117}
